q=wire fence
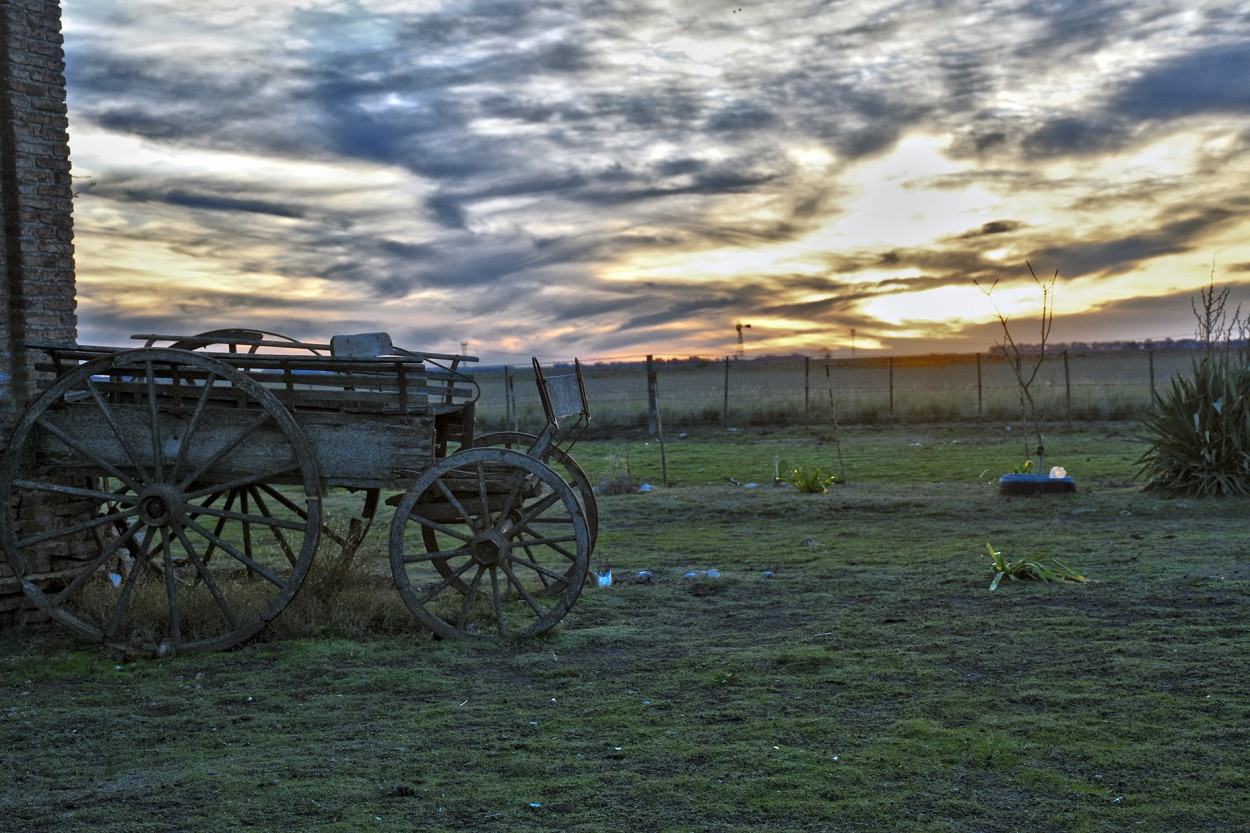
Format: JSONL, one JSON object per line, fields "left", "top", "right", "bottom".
{"left": 473, "top": 348, "right": 1200, "bottom": 432}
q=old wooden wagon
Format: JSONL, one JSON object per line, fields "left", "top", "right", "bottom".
{"left": 0, "top": 330, "right": 597, "bottom": 654}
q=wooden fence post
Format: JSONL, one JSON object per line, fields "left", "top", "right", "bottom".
{"left": 722, "top": 356, "right": 730, "bottom": 428}
{"left": 504, "top": 366, "right": 516, "bottom": 431}
{"left": 1149, "top": 350, "right": 1156, "bottom": 402}
{"left": 976, "top": 353, "right": 983, "bottom": 416}
{"left": 889, "top": 356, "right": 895, "bottom": 418}
{"left": 1064, "top": 350, "right": 1072, "bottom": 426}
{"left": 804, "top": 356, "right": 811, "bottom": 428}
{"left": 647, "top": 355, "right": 669, "bottom": 485}
{"left": 647, "top": 355, "right": 659, "bottom": 434}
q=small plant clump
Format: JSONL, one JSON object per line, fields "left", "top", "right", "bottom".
{"left": 778, "top": 462, "right": 845, "bottom": 493}
{"left": 985, "top": 543, "right": 1086, "bottom": 591}
{"left": 595, "top": 453, "right": 640, "bottom": 495}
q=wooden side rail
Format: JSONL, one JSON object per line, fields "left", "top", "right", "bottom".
{"left": 26, "top": 341, "right": 477, "bottom": 414}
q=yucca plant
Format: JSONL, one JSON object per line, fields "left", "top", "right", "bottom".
{"left": 985, "top": 543, "right": 1086, "bottom": 591}
{"left": 1137, "top": 355, "right": 1250, "bottom": 497}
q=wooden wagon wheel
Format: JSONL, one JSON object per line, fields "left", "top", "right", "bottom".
{"left": 389, "top": 447, "right": 589, "bottom": 639}
{"left": 170, "top": 330, "right": 378, "bottom": 556}
{"left": 0, "top": 349, "right": 322, "bottom": 655}
{"left": 471, "top": 430, "right": 599, "bottom": 548}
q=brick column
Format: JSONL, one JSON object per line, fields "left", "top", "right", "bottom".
{"left": 1, "top": 0, "right": 77, "bottom": 621}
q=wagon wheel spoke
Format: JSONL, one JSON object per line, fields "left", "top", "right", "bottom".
{"left": 160, "top": 528, "right": 183, "bottom": 648}
{"left": 178, "top": 410, "right": 277, "bottom": 489}
{"left": 85, "top": 377, "right": 153, "bottom": 484}
{"left": 169, "top": 373, "right": 218, "bottom": 483}
{"left": 390, "top": 447, "right": 589, "bottom": 639}
{"left": 104, "top": 529, "right": 157, "bottom": 640}
{"left": 173, "top": 524, "right": 241, "bottom": 631}
{"left": 181, "top": 516, "right": 287, "bottom": 588}
{"left": 15, "top": 505, "right": 138, "bottom": 550}
{"left": 189, "top": 487, "right": 238, "bottom": 567}
{"left": 48, "top": 519, "right": 144, "bottom": 608}
{"left": 30, "top": 416, "right": 143, "bottom": 494}
{"left": 0, "top": 348, "right": 321, "bottom": 656}
{"left": 246, "top": 486, "right": 298, "bottom": 566}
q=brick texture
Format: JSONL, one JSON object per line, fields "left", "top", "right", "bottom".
{"left": 1, "top": 0, "right": 79, "bottom": 622}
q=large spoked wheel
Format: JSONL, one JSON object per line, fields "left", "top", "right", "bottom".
{"left": 389, "top": 447, "right": 590, "bottom": 639}
{"left": 0, "top": 349, "right": 322, "bottom": 655}
{"left": 174, "top": 330, "right": 378, "bottom": 555}
{"left": 472, "top": 431, "right": 599, "bottom": 549}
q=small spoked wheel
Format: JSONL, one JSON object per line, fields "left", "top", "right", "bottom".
{"left": 389, "top": 447, "right": 590, "bottom": 639}
{"left": 0, "top": 349, "right": 322, "bottom": 655}
{"left": 471, "top": 430, "right": 598, "bottom": 548}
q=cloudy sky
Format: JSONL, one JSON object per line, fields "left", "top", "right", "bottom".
{"left": 60, "top": 0, "right": 1250, "bottom": 363}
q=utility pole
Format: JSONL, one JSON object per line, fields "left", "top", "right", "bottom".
{"left": 850, "top": 328, "right": 856, "bottom": 357}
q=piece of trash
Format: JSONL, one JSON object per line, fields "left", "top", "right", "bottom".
{"left": 635, "top": 570, "right": 655, "bottom": 583}
{"left": 683, "top": 569, "right": 719, "bottom": 579}
{"left": 108, "top": 572, "right": 122, "bottom": 587}
{"left": 638, "top": 483, "right": 653, "bottom": 492}
{"left": 529, "top": 802, "right": 542, "bottom": 809}
{"left": 683, "top": 571, "right": 699, "bottom": 579}
{"left": 596, "top": 570, "right": 613, "bottom": 587}
{"left": 761, "top": 570, "right": 775, "bottom": 578}
{"left": 705, "top": 568, "right": 720, "bottom": 578}
{"left": 800, "top": 537, "right": 819, "bottom": 547}
{"left": 1049, "top": 465, "right": 1067, "bottom": 478}
{"left": 724, "top": 476, "right": 741, "bottom": 486}
{"left": 744, "top": 482, "right": 759, "bottom": 488}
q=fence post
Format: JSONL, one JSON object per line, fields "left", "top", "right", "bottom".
{"left": 1063, "top": 350, "right": 1072, "bottom": 427}
{"left": 722, "top": 356, "right": 730, "bottom": 428}
{"left": 976, "top": 353, "right": 983, "bottom": 416}
{"left": 647, "top": 355, "right": 669, "bottom": 484}
{"left": 804, "top": 356, "right": 811, "bottom": 428}
{"left": 505, "top": 366, "right": 516, "bottom": 431}
{"left": 1148, "top": 350, "right": 1156, "bottom": 402}
{"left": 889, "top": 356, "right": 895, "bottom": 418}
{"left": 647, "top": 354, "right": 659, "bottom": 434}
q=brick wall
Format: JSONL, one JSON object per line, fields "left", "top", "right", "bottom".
{"left": 1, "top": 0, "right": 78, "bottom": 621}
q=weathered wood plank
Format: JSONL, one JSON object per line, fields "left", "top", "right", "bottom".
{"left": 26, "top": 404, "right": 435, "bottom": 489}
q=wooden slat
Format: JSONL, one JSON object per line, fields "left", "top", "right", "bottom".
{"left": 26, "top": 403, "right": 435, "bottom": 489}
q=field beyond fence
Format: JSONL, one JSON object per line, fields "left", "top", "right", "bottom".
{"left": 476, "top": 347, "right": 1197, "bottom": 432}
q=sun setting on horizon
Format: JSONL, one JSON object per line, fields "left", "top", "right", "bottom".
{"left": 60, "top": 0, "right": 1250, "bottom": 364}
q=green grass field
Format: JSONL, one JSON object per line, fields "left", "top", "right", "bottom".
{"left": 2, "top": 421, "right": 1247, "bottom": 832}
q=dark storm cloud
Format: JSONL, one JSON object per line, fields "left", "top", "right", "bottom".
{"left": 1031, "top": 207, "right": 1241, "bottom": 278}
{"left": 1114, "top": 42, "right": 1250, "bottom": 119}
{"left": 118, "top": 187, "right": 306, "bottom": 219}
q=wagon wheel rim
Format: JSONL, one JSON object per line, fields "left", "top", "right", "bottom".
{"left": 389, "top": 447, "right": 589, "bottom": 639}
{"left": 469, "top": 431, "right": 598, "bottom": 549}
{"left": 0, "top": 348, "right": 322, "bottom": 655}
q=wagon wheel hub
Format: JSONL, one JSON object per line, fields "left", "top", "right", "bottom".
{"left": 137, "top": 485, "right": 183, "bottom": 528}
{"left": 470, "top": 530, "right": 510, "bottom": 567}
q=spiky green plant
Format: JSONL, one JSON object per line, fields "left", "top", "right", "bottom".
{"left": 985, "top": 543, "right": 1086, "bottom": 591}
{"left": 1136, "top": 356, "right": 1250, "bottom": 497}
{"left": 778, "top": 462, "right": 845, "bottom": 493}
